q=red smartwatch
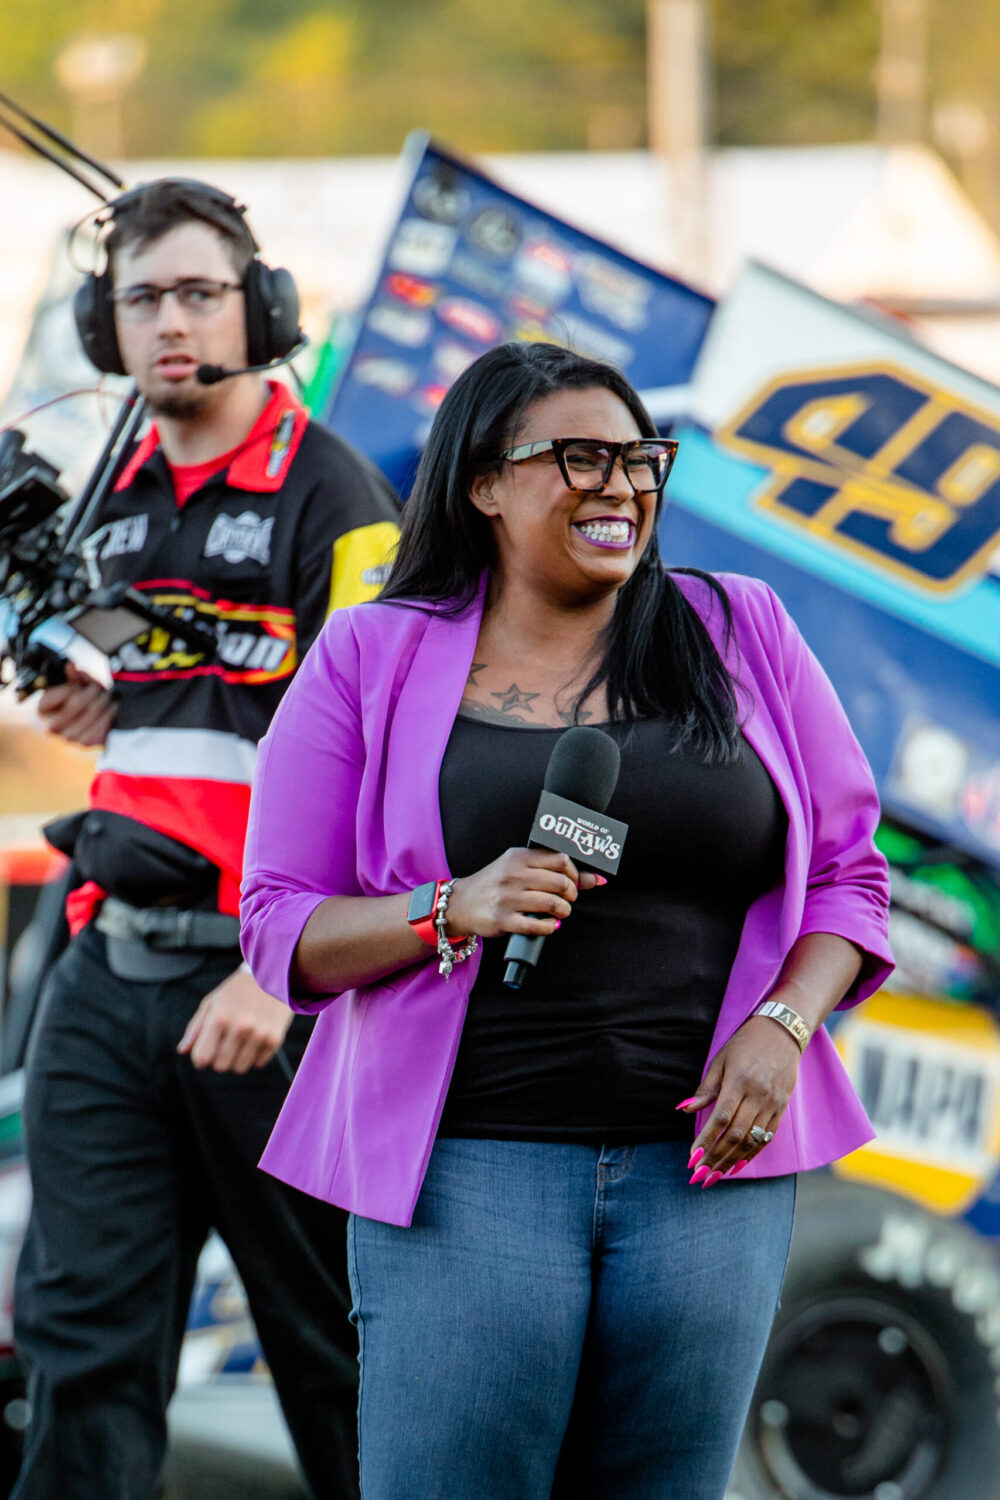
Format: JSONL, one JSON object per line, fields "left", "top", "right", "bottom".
{"left": 406, "top": 880, "right": 467, "bottom": 947}
{"left": 406, "top": 880, "right": 442, "bottom": 946}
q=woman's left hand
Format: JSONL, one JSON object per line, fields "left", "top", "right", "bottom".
{"left": 678, "top": 1016, "right": 803, "bottom": 1184}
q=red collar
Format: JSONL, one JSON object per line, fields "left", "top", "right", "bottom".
{"left": 115, "top": 382, "right": 309, "bottom": 495}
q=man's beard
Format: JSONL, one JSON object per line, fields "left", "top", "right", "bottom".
{"left": 146, "top": 385, "right": 212, "bottom": 419}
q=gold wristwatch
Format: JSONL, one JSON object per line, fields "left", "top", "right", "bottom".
{"left": 753, "top": 999, "right": 811, "bottom": 1053}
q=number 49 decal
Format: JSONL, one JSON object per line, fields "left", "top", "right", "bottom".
{"left": 721, "top": 362, "right": 1000, "bottom": 595}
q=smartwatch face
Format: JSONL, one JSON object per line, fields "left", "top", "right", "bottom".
{"left": 407, "top": 881, "right": 439, "bottom": 925}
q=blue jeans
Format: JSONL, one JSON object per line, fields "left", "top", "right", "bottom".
{"left": 348, "top": 1137, "right": 795, "bottom": 1500}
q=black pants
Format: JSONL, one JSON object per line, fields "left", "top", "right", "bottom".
{"left": 12, "top": 924, "right": 359, "bottom": 1500}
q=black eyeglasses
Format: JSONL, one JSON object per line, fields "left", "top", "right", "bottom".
{"left": 111, "top": 278, "right": 244, "bottom": 322}
{"left": 499, "top": 437, "right": 679, "bottom": 495}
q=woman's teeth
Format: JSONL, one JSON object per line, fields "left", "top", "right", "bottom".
{"left": 577, "top": 520, "right": 632, "bottom": 544}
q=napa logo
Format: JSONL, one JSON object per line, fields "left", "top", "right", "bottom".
{"left": 720, "top": 362, "right": 1000, "bottom": 595}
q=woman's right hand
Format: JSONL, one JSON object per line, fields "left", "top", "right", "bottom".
{"left": 291, "top": 851, "right": 604, "bottom": 996}
{"left": 445, "top": 848, "right": 602, "bottom": 940}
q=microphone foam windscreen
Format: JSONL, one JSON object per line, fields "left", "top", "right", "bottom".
{"left": 543, "top": 726, "right": 620, "bottom": 813}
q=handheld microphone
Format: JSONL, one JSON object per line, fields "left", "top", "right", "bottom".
{"left": 503, "top": 726, "right": 626, "bottom": 990}
{"left": 196, "top": 335, "right": 308, "bottom": 386}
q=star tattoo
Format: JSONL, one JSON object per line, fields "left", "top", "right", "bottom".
{"left": 491, "top": 683, "right": 540, "bottom": 716}
{"left": 466, "top": 661, "right": 486, "bottom": 686}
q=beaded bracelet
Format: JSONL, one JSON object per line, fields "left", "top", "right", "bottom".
{"left": 434, "top": 879, "right": 478, "bottom": 979}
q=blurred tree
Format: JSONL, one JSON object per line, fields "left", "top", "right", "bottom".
{"left": 711, "top": 0, "right": 880, "bottom": 144}
{"left": 2, "top": 0, "right": 999, "bottom": 234}
{"left": 927, "top": 0, "right": 1000, "bottom": 231}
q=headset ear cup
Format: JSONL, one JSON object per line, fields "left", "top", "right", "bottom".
{"left": 243, "top": 261, "right": 301, "bottom": 365}
{"left": 73, "top": 271, "right": 126, "bottom": 376}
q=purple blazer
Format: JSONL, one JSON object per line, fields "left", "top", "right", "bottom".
{"left": 242, "top": 571, "right": 893, "bottom": 1226}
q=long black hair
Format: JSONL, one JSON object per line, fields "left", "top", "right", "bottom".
{"left": 380, "top": 342, "right": 740, "bottom": 761}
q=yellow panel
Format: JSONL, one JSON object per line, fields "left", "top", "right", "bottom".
{"left": 833, "top": 990, "right": 1000, "bottom": 1216}
{"left": 328, "top": 521, "right": 400, "bottom": 615}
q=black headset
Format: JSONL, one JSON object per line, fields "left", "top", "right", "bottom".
{"left": 72, "top": 178, "right": 302, "bottom": 377}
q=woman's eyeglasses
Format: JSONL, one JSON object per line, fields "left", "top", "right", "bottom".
{"left": 111, "top": 278, "right": 244, "bottom": 323}
{"left": 498, "top": 438, "right": 679, "bottom": 496}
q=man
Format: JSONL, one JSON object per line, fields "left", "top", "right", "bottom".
{"left": 12, "top": 179, "right": 398, "bottom": 1499}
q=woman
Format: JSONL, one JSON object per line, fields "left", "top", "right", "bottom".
{"left": 241, "top": 342, "right": 892, "bottom": 1500}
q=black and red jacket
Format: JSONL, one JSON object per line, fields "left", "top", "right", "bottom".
{"left": 73, "top": 383, "right": 398, "bottom": 924}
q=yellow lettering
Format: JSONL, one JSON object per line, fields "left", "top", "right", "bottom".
{"left": 784, "top": 393, "right": 871, "bottom": 456}
{"left": 939, "top": 444, "right": 1000, "bottom": 508}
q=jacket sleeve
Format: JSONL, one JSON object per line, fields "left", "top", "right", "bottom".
{"left": 241, "top": 608, "right": 365, "bottom": 1013}
{"left": 291, "top": 440, "right": 399, "bottom": 657}
{"left": 762, "top": 582, "right": 894, "bottom": 1006}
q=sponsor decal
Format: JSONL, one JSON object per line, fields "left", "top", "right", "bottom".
{"left": 538, "top": 811, "right": 622, "bottom": 863}
{"left": 204, "top": 511, "right": 274, "bottom": 567}
{"left": 214, "top": 626, "right": 290, "bottom": 673}
{"left": 353, "top": 356, "right": 417, "bottom": 398}
{"left": 412, "top": 383, "right": 449, "bottom": 415}
{"left": 113, "top": 587, "right": 296, "bottom": 684}
{"left": 964, "top": 766, "right": 1000, "bottom": 850}
{"left": 361, "top": 563, "right": 392, "bottom": 587}
{"left": 433, "top": 340, "right": 480, "bottom": 383}
{"left": 437, "top": 297, "right": 501, "bottom": 344}
{"left": 877, "top": 824, "right": 1000, "bottom": 1005}
{"left": 576, "top": 253, "right": 652, "bottom": 332}
{"left": 514, "top": 239, "right": 573, "bottom": 303}
{"left": 888, "top": 720, "right": 1000, "bottom": 856}
{"left": 84, "top": 513, "right": 150, "bottom": 564}
{"left": 506, "top": 291, "right": 552, "bottom": 324}
{"left": 722, "top": 361, "right": 1000, "bottom": 595}
{"left": 887, "top": 909, "right": 981, "bottom": 1001}
{"left": 530, "top": 791, "right": 628, "bottom": 877}
{"left": 387, "top": 218, "right": 458, "bottom": 278}
{"left": 466, "top": 206, "right": 521, "bottom": 260}
{"left": 834, "top": 991, "right": 1000, "bottom": 1214}
{"left": 385, "top": 272, "right": 437, "bottom": 308}
{"left": 368, "top": 302, "right": 433, "bottom": 349}
{"left": 412, "top": 166, "right": 470, "bottom": 226}
{"left": 886, "top": 719, "right": 1000, "bottom": 856}
{"left": 265, "top": 410, "right": 296, "bottom": 479}
{"left": 114, "top": 631, "right": 206, "bottom": 676}
{"left": 889, "top": 863, "right": 976, "bottom": 940}
{"left": 889, "top": 720, "right": 972, "bottom": 820}
{"left": 552, "top": 312, "right": 632, "bottom": 369}
{"left": 448, "top": 251, "right": 507, "bottom": 301}
{"left": 857, "top": 1211, "right": 1000, "bottom": 1396}
{"left": 513, "top": 320, "right": 564, "bottom": 348}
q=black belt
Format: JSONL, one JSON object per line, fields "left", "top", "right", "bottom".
{"left": 95, "top": 897, "right": 241, "bottom": 981}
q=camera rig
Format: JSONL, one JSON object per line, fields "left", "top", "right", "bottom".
{"left": 0, "top": 393, "right": 217, "bottom": 698}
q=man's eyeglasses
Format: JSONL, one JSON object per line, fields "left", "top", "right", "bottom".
{"left": 111, "top": 278, "right": 244, "bottom": 323}
{"left": 498, "top": 438, "right": 679, "bottom": 496}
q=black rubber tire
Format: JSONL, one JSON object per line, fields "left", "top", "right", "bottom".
{"left": 730, "top": 1174, "right": 1000, "bottom": 1500}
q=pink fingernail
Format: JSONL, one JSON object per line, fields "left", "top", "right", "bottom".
{"left": 675, "top": 1097, "right": 698, "bottom": 1110}
{"left": 688, "top": 1146, "right": 705, "bottom": 1169}
{"left": 594, "top": 875, "right": 608, "bottom": 886}
{"left": 701, "top": 1171, "right": 724, "bottom": 1189}
{"left": 689, "top": 1165, "right": 710, "bottom": 1185}
{"left": 553, "top": 920, "right": 562, "bottom": 930}
{"left": 729, "top": 1159, "right": 748, "bottom": 1176}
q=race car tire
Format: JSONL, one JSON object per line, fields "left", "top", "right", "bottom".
{"left": 729, "top": 1173, "right": 1000, "bottom": 1500}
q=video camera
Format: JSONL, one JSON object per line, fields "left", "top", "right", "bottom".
{"left": 0, "top": 399, "right": 217, "bottom": 699}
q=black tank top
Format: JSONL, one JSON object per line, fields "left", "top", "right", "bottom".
{"left": 437, "top": 715, "right": 786, "bottom": 1143}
